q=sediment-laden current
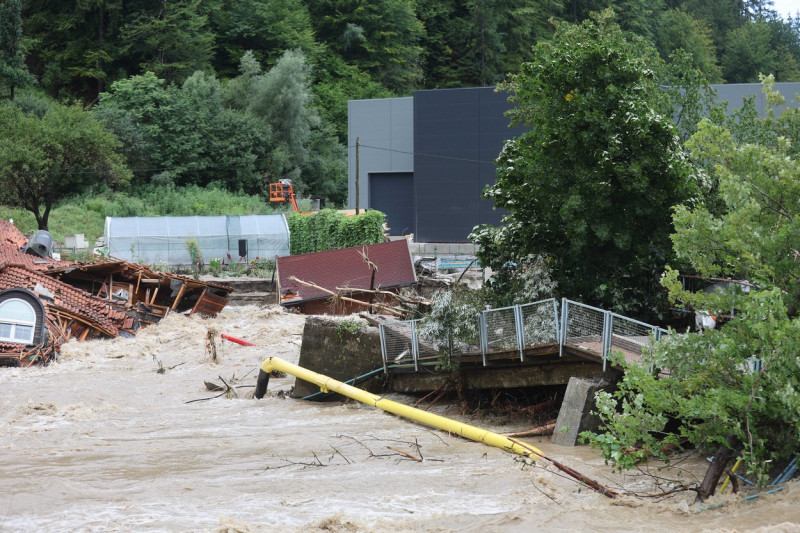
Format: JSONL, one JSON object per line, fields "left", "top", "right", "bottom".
{"left": 1, "top": 306, "right": 797, "bottom": 532}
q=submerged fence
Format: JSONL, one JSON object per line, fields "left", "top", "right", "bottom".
{"left": 380, "top": 298, "right": 669, "bottom": 371}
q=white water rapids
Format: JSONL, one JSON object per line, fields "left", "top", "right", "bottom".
{"left": 1, "top": 305, "right": 798, "bottom": 532}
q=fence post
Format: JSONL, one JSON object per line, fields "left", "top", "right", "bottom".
{"left": 514, "top": 305, "right": 525, "bottom": 362}
{"left": 601, "top": 312, "right": 612, "bottom": 371}
{"left": 559, "top": 298, "right": 568, "bottom": 358}
{"left": 480, "top": 311, "right": 488, "bottom": 366}
{"left": 410, "top": 320, "right": 420, "bottom": 372}
{"left": 379, "top": 324, "right": 388, "bottom": 373}
{"left": 552, "top": 298, "right": 560, "bottom": 347}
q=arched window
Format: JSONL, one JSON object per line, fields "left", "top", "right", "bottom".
{"left": 0, "top": 298, "right": 36, "bottom": 344}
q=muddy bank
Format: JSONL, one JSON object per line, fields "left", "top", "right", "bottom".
{"left": 0, "top": 305, "right": 797, "bottom": 532}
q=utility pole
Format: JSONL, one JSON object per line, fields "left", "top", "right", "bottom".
{"left": 355, "top": 137, "right": 360, "bottom": 215}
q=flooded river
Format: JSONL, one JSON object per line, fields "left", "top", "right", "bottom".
{"left": 1, "top": 306, "right": 798, "bottom": 532}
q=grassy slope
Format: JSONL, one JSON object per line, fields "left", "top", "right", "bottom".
{"left": 0, "top": 186, "right": 311, "bottom": 246}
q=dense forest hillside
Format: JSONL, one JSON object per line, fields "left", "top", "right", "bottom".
{"left": 0, "top": 0, "right": 799, "bottom": 214}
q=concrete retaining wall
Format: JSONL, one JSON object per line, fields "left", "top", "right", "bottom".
{"left": 292, "top": 316, "right": 386, "bottom": 398}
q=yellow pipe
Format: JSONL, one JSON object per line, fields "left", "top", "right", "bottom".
{"left": 257, "top": 356, "right": 618, "bottom": 498}
{"left": 720, "top": 458, "right": 742, "bottom": 493}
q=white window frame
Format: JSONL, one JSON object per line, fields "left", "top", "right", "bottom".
{"left": 0, "top": 298, "right": 37, "bottom": 344}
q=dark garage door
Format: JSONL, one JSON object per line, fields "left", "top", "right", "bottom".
{"left": 369, "top": 172, "right": 414, "bottom": 237}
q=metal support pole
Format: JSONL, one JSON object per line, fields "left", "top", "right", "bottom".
{"left": 410, "top": 320, "right": 420, "bottom": 372}
{"left": 601, "top": 312, "right": 612, "bottom": 371}
{"left": 480, "top": 312, "right": 488, "bottom": 366}
{"left": 355, "top": 137, "right": 360, "bottom": 215}
{"left": 514, "top": 305, "right": 525, "bottom": 362}
{"left": 552, "top": 299, "right": 560, "bottom": 345}
{"left": 379, "top": 324, "right": 388, "bottom": 373}
{"left": 559, "top": 298, "right": 568, "bottom": 358}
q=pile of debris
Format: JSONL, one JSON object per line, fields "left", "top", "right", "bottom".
{"left": 0, "top": 220, "right": 232, "bottom": 367}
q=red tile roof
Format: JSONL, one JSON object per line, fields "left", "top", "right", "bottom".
{"left": 0, "top": 219, "right": 81, "bottom": 271}
{"left": 0, "top": 265, "right": 126, "bottom": 335}
{"left": 0, "top": 219, "right": 28, "bottom": 249}
{"left": 276, "top": 240, "right": 416, "bottom": 304}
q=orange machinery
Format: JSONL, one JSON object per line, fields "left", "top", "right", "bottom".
{"left": 269, "top": 180, "right": 299, "bottom": 212}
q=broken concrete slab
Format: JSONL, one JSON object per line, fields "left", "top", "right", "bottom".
{"left": 551, "top": 376, "right": 615, "bottom": 446}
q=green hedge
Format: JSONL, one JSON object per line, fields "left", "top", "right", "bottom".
{"left": 288, "top": 209, "right": 385, "bottom": 255}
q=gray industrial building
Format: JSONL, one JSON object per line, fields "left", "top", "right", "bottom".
{"left": 348, "top": 82, "right": 800, "bottom": 243}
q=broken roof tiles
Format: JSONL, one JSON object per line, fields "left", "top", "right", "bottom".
{"left": 0, "top": 220, "right": 234, "bottom": 366}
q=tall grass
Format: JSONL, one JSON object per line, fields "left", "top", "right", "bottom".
{"left": 0, "top": 185, "right": 305, "bottom": 245}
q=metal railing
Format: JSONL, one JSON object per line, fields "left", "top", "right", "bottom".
{"left": 379, "top": 298, "right": 668, "bottom": 372}
{"left": 560, "top": 300, "right": 669, "bottom": 370}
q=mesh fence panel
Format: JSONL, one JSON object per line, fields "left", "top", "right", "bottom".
{"left": 609, "top": 315, "right": 654, "bottom": 359}
{"left": 414, "top": 322, "right": 446, "bottom": 359}
{"left": 482, "top": 307, "right": 519, "bottom": 354}
{"left": 380, "top": 319, "right": 439, "bottom": 366}
{"left": 381, "top": 321, "right": 415, "bottom": 365}
{"left": 519, "top": 299, "right": 559, "bottom": 348}
{"left": 564, "top": 301, "right": 605, "bottom": 350}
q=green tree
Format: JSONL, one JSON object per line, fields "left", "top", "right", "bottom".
{"left": 308, "top": 0, "right": 425, "bottom": 92}
{"left": 312, "top": 53, "right": 394, "bottom": 141}
{"left": 584, "top": 77, "right": 800, "bottom": 499}
{"left": 654, "top": 8, "right": 724, "bottom": 82}
{"left": 209, "top": 0, "right": 319, "bottom": 78}
{"left": 0, "top": 0, "right": 34, "bottom": 98}
{"left": 416, "top": 0, "right": 561, "bottom": 88}
{"left": 0, "top": 100, "right": 130, "bottom": 229}
{"left": 238, "top": 49, "right": 346, "bottom": 198}
{"left": 721, "top": 20, "right": 778, "bottom": 82}
{"left": 472, "top": 10, "right": 695, "bottom": 316}
{"left": 247, "top": 49, "right": 316, "bottom": 184}
{"left": 119, "top": 0, "right": 215, "bottom": 84}
{"left": 22, "top": 0, "right": 127, "bottom": 100}
{"left": 98, "top": 70, "right": 271, "bottom": 191}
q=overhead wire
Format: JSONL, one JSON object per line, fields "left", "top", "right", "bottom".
{"left": 0, "top": 144, "right": 501, "bottom": 179}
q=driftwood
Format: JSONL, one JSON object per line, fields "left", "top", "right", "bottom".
{"left": 510, "top": 438, "right": 620, "bottom": 499}
{"left": 696, "top": 436, "right": 737, "bottom": 502}
{"left": 289, "top": 276, "right": 406, "bottom": 317}
{"left": 518, "top": 396, "right": 560, "bottom": 415}
{"left": 386, "top": 446, "right": 422, "bottom": 462}
{"left": 504, "top": 421, "right": 556, "bottom": 438}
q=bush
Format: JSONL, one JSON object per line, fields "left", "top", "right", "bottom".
{"left": 288, "top": 209, "right": 385, "bottom": 255}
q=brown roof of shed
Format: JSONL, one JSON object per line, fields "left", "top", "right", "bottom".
{"left": 276, "top": 239, "right": 416, "bottom": 304}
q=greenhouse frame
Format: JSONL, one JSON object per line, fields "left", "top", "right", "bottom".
{"left": 103, "top": 215, "right": 290, "bottom": 267}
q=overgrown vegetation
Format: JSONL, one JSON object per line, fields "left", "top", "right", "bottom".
{"left": 287, "top": 209, "right": 386, "bottom": 255}
{"left": 582, "top": 77, "right": 800, "bottom": 499}
{"left": 419, "top": 254, "right": 557, "bottom": 371}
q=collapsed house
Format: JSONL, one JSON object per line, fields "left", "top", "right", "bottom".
{"left": 276, "top": 239, "right": 417, "bottom": 315}
{"left": 0, "top": 220, "right": 233, "bottom": 367}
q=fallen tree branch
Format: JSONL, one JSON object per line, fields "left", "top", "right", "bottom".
{"left": 504, "top": 421, "right": 556, "bottom": 438}
{"left": 509, "top": 437, "right": 620, "bottom": 499}
{"left": 289, "top": 276, "right": 406, "bottom": 317}
{"left": 386, "top": 446, "right": 422, "bottom": 462}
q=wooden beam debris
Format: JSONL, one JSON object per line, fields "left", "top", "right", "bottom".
{"left": 289, "top": 276, "right": 407, "bottom": 317}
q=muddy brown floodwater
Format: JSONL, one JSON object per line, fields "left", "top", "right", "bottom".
{"left": 1, "top": 305, "right": 798, "bottom": 532}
